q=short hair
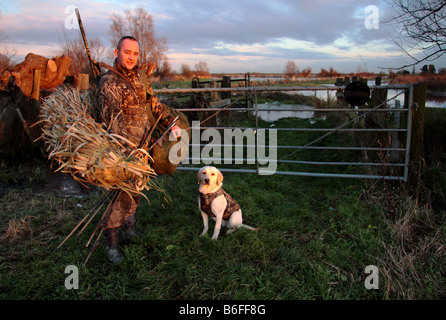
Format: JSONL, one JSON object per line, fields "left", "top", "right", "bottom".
{"left": 117, "top": 36, "right": 139, "bottom": 50}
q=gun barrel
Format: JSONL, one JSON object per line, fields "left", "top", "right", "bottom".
{"left": 75, "top": 8, "right": 101, "bottom": 82}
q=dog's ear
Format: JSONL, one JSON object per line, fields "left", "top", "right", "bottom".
{"left": 217, "top": 169, "right": 224, "bottom": 185}
{"left": 197, "top": 167, "right": 204, "bottom": 183}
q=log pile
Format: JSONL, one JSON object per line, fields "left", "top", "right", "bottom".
{"left": 0, "top": 53, "right": 72, "bottom": 152}
{"left": 1, "top": 53, "right": 71, "bottom": 97}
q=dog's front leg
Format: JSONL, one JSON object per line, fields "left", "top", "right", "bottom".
{"left": 200, "top": 211, "right": 209, "bottom": 237}
{"left": 211, "top": 214, "right": 223, "bottom": 240}
{"left": 210, "top": 195, "right": 226, "bottom": 240}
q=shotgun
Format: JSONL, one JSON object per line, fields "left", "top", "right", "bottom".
{"left": 75, "top": 8, "right": 101, "bottom": 83}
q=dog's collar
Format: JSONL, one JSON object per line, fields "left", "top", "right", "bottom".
{"left": 200, "top": 188, "right": 224, "bottom": 199}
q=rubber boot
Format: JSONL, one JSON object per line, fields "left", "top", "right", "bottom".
{"left": 120, "top": 214, "right": 141, "bottom": 244}
{"left": 103, "top": 228, "right": 124, "bottom": 264}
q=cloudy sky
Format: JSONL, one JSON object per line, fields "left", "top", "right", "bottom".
{"left": 1, "top": 0, "right": 445, "bottom": 74}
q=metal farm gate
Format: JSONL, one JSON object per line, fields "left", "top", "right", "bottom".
{"left": 154, "top": 83, "right": 415, "bottom": 181}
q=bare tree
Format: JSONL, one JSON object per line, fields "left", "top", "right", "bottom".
{"left": 195, "top": 61, "right": 210, "bottom": 77}
{"left": 328, "top": 66, "right": 339, "bottom": 78}
{"left": 284, "top": 60, "right": 298, "bottom": 81}
{"left": 301, "top": 67, "right": 312, "bottom": 78}
{"left": 0, "top": 50, "right": 15, "bottom": 73}
{"left": 180, "top": 64, "right": 194, "bottom": 79}
{"left": 109, "top": 7, "right": 168, "bottom": 73}
{"left": 0, "top": 11, "right": 16, "bottom": 73}
{"left": 156, "top": 57, "right": 174, "bottom": 81}
{"left": 387, "top": 0, "right": 446, "bottom": 68}
{"left": 57, "top": 27, "right": 106, "bottom": 76}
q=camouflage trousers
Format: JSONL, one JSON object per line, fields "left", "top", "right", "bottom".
{"left": 106, "top": 192, "right": 140, "bottom": 229}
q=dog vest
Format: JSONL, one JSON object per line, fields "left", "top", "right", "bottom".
{"left": 200, "top": 188, "right": 240, "bottom": 220}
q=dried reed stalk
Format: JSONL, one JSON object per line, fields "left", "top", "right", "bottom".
{"left": 38, "top": 86, "right": 160, "bottom": 197}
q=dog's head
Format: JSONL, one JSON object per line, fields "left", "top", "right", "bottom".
{"left": 197, "top": 166, "right": 223, "bottom": 194}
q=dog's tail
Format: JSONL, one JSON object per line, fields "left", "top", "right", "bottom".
{"left": 240, "top": 224, "right": 261, "bottom": 231}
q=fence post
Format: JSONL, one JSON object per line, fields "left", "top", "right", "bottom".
{"left": 77, "top": 73, "right": 90, "bottom": 91}
{"left": 407, "top": 83, "right": 427, "bottom": 194}
{"left": 32, "top": 69, "right": 41, "bottom": 101}
{"left": 221, "top": 76, "right": 231, "bottom": 99}
{"left": 245, "top": 74, "right": 252, "bottom": 109}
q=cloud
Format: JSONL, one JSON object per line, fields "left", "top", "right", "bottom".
{"left": 151, "top": 0, "right": 408, "bottom": 71}
{"left": 1, "top": 0, "right": 120, "bottom": 56}
{"left": 1, "top": 0, "right": 445, "bottom": 72}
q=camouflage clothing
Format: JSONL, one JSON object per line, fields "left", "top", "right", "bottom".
{"left": 95, "top": 59, "right": 177, "bottom": 146}
{"left": 106, "top": 191, "right": 140, "bottom": 229}
{"left": 95, "top": 59, "right": 177, "bottom": 229}
{"left": 200, "top": 188, "right": 241, "bottom": 220}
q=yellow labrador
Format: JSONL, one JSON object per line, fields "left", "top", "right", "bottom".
{"left": 197, "top": 166, "right": 259, "bottom": 240}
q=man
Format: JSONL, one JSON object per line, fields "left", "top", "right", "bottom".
{"left": 95, "top": 36, "right": 181, "bottom": 263}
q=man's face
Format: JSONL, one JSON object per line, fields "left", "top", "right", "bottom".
{"left": 115, "top": 39, "right": 139, "bottom": 71}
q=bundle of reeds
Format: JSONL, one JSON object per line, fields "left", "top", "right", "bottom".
{"left": 38, "top": 86, "right": 158, "bottom": 196}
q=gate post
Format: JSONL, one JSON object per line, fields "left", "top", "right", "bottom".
{"left": 245, "top": 74, "right": 252, "bottom": 109}
{"left": 221, "top": 76, "right": 231, "bottom": 99}
{"left": 407, "top": 83, "right": 427, "bottom": 194}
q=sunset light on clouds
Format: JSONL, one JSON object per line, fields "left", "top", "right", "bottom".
{"left": 1, "top": 0, "right": 445, "bottom": 73}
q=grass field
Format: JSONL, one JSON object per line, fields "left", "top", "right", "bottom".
{"left": 0, "top": 107, "right": 445, "bottom": 301}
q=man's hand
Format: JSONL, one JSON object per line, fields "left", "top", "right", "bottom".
{"left": 170, "top": 125, "right": 182, "bottom": 140}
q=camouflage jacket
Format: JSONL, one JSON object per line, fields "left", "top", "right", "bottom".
{"left": 200, "top": 188, "right": 241, "bottom": 220}
{"left": 95, "top": 59, "right": 176, "bottom": 146}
